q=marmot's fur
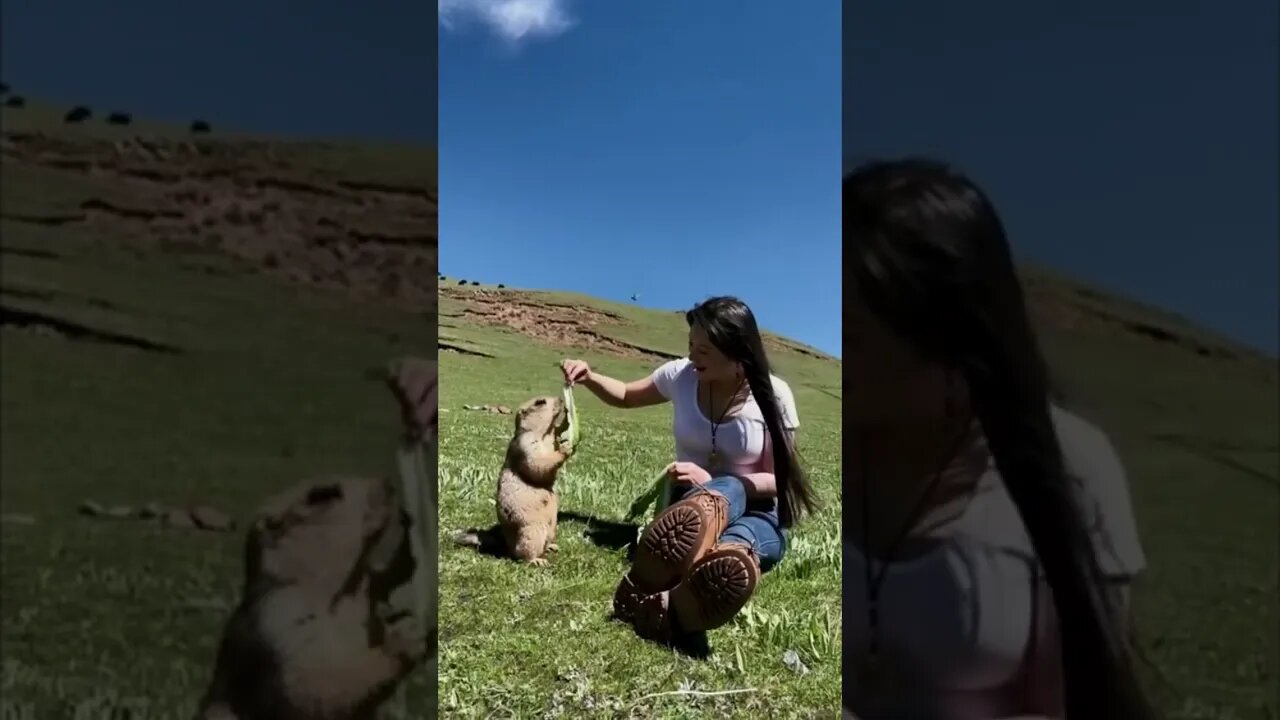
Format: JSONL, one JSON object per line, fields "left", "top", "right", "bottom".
{"left": 195, "top": 476, "right": 427, "bottom": 720}
{"left": 494, "top": 395, "right": 574, "bottom": 565}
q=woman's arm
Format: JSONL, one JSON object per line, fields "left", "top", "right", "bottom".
{"left": 732, "top": 472, "right": 777, "bottom": 498}
{"left": 581, "top": 371, "right": 667, "bottom": 409}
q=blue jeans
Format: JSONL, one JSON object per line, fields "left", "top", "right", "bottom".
{"left": 670, "top": 475, "right": 787, "bottom": 573}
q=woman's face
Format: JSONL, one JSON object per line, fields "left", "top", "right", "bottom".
{"left": 845, "top": 298, "right": 952, "bottom": 426}
{"left": 687, "top": 324, "right": 738, "bottom": 382}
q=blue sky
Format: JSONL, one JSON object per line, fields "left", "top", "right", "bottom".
{"left": 439, "top": 1, "right": 843, "bottom": 357}
{"left": 5, "top": 2, "right": 1274, "bottom": 356}
{"left": 846, "top": 0, "right": 1278, "bottom": 355}
{"left": 0, "top": 0, "right": 437, "bottom": 142}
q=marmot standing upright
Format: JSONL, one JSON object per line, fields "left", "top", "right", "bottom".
{"left": 496, "top": 395, "right": 574, "bottom": 566}
{"left": 195, "top": 476, "right": 426, "bottom": 720}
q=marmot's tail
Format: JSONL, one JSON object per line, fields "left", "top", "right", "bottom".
{"left": 452, "top": 525, "right": 505, "bottom": 555}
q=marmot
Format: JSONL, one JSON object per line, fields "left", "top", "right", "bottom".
{"left": 496, "top": 395, "right": 574, "bottom": 566}
{"left": 195, "top": 476, "right": 428, "bottom": 720}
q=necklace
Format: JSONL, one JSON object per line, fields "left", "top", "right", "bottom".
{"left": 706, "top": 377, "right": 745, "bottom": 471}
{"left": 855, "top": 427, "right": 968, "bottom": 694}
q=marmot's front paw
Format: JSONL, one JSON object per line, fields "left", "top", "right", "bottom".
{"left": 528, "top": 557, "right": 549, "bottom": 567}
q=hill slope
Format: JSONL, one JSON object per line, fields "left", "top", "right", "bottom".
{"left": 2, "top": 97, "right": 1277, "bottom": 718}
{"left": 1, "top": 99, "right": 437, "bottom": 717}
{"left": 436, "top": 268, "right": 1276, "bottom": 718}
{"left": 436, "top": 282, "right": 844, "bottom": 718}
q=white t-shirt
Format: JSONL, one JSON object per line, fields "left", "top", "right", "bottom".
{"left": 649, "top": 357, "right": 800, "bottom": 478}
{"left": 843, "top": 406, "right": 1146, "bottom": 718}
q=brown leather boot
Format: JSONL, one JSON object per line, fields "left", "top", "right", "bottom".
{"left": 612, "top": 489, "right": 730, "bottom": 622}
{"left": 631, "top": 542, "right": 761, "bottom": 643}
{"left": 671, "top": 542, "right": 761, "bottom": 632}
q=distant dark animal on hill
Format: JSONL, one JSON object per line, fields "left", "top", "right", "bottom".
{"left": 470, "top": 281, "right": 480, "bottom": 286}
{"left": 4, "top": 95, "right": 26, "bottom": 108}
{"left": 65, "top": 106, "right": 92, "bottom": 123}
{"left": 106, "top": 112, "right": 132, "bottom": 125}
{"left": 191, "top": 120, "right": 211, "bottom": 133}
{"left": 498, "top": 284, "right": 506, "bottom": 289}
{"left": 458, "top": 279, "right": 467, "bottom": 285}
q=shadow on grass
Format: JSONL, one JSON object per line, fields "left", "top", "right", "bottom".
{"left": 1, "top": 286, "right": 57, "bottom": 302}
{"left": 1, "top": 304, "right": 183, "bottom": 354}
{"left": 0, "top": 245, "right": 62, "bottom": 260}
{"left": 449, "top": 512, "right": 640, "bottom": 560}
{"left": 557, "top": 510, "right": 638, "bottom": 556}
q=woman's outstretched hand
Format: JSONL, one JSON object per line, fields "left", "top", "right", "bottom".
{"left": 560, "top": 358, "right": 591, "bottom": 385}
{"left": 667, "top": 461, "right": 712, "bottom": 487}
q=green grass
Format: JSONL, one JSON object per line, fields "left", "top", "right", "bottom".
{"left": 1, "top": 118, "right": 438, "bottom": 715}
{"left": 437, "top": 282, "right": 1280, "bottom": 720}
{"left": 0, "top": 226, "right": 438, "bottom": 717}
{"left": 3, "top": 96, "right": 1277, "bottom": 720}
{"left": 436, "top": 306, "right": 843, "bottom": 720}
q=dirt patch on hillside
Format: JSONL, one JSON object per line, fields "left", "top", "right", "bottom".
{"left": 443, "top": 287, "right": 680, "bottom": 360}
{"left": 1, "top": 131, "right": 437, "bottom": 313}
{"left": 446, "top": 288, "right": 835, "bottom": 363}
{"left": 765, "top": 335, "right": 831, "bottom": 361}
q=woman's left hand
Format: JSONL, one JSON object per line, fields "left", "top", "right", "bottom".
{"left": 667, "top": 461, "right": 712, "bottom": 486}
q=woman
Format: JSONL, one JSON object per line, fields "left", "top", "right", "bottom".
{"left": 560, "top": 296, "right": 819, "bottom": 643}
{"left": 842, "top": 159, "right": 1157, "bottom": 719}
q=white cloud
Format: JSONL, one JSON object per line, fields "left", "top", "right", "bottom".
{"left": 439, "top": 0, "right": 575, "bottom": 43}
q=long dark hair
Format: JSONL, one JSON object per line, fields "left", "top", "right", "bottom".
{"left": 686, "top": 296, "right": 819, "bottom": 528}
{"left": 844, "top": 159, "right": 1156, "bottom": 719}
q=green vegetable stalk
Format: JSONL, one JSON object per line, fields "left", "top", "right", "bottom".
{"left": 625, "top": 465, "right": 674, "bottom": 526}
{"left": 558, "top": 382, "right": 581, "bottom": 452}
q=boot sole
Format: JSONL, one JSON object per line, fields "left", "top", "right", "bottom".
{"left": 632, "top": 500, "right": 720, "bottom": 591}
{"left": 670, "top": 546, "right": 758, "bottom": 632}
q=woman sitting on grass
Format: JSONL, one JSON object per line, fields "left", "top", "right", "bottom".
{"left": 842, "top": 158, "right": 1156, "bottom": 720}
{"left": 560, "top": 295, "right": 819, "bottom": 644}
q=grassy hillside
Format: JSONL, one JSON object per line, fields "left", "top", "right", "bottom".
{"left": 435, "top": 271, "right": 1277, "bottom": 719}
{"left": 2, "top": 93, "right": 1277, "bottom": 720}
{"left": 436, "top": 285, "right": 843, "bottom": 719}
{"left": 0, "top": 98, "right": 437, "bottom": 717}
